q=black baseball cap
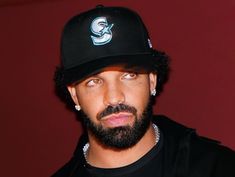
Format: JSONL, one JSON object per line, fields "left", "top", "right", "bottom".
{"left": 61, "top": 5, "right": 157, "bottom": 84}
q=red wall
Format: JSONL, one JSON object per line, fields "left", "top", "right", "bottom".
{"left": 0, "top": 0, "right": 234, "bottom": 176}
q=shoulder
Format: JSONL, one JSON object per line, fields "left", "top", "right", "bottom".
{"left": 153, "top": 115, "right": 235, "bottom": 177}
{"left": 189, "top": 133, "right": 235, "bottom": 176}
{"left": 51, "top": 134, "right": 88, "bottom": 177}
{"left": 51, "top": 157, "right": 77, "bottom": 177}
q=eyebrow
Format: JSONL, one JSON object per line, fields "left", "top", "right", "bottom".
{"left": 72, "top": 65, "right": 150, "bottom": 86}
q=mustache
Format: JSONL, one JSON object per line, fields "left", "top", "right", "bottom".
{"left": 97, "top": 104, "right": 137, "bottom": 120}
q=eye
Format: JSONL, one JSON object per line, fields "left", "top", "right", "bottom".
{"left": 122, "top": 72, "right": 137, "bottom": 80}
{"left": 85, "top": 78, "right": 102, "bottom": 87}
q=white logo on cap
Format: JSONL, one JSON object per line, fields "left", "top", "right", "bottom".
{"left": 90, "top": 17, "right": 114, "bottom": 46}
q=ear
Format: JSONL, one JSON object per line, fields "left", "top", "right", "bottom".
{"left": 149, "top": 73, "right": 157, "bottom": 92}
{"left": 67, "top": 85, "right": 80, "bottom": 106}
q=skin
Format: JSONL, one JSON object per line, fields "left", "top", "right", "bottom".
{"left": 67, "top": 65, "right": 157, "bottom": 168}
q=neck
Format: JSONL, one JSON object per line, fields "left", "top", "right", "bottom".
{"left": 85, "top": 123, "right": 159, "bottom": 168}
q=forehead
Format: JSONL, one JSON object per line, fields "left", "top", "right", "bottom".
{"left": 91, "top": 64, "right": 150, "bottom": 75}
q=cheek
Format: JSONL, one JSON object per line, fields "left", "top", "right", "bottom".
{"left": 76, "top": 91, "right": 104, "bottom": 121}
{"left": 133, "top": 76, "right": 151, "bottom": 96}
{"left": 125, "top": 80, "right": 151, "bottom": 112}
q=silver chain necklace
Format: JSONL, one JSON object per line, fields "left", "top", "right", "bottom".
{"left": 83, "top": 123, "right": 160, "bottom": 164}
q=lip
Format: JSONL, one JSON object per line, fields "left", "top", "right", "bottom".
{"left": 100, "top": 112, "right": 133, "bottom": 127}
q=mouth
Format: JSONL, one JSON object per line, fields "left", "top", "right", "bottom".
{"left": 100, "top": 112, "right": 134, "bottom": 127}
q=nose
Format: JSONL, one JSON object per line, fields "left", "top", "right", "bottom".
{"left": 103, "top": 83, "right": 125, "bottom": 106}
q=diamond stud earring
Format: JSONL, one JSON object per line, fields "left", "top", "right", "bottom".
{"left": 75, "top": 105, "right": 81, "bottom": 111}
{"left": 151, "top": 89, "right": 156, "bottom": 96}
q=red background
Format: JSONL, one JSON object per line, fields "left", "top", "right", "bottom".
{"left": 0, "top": 0, "right": 234, "bottom": 176}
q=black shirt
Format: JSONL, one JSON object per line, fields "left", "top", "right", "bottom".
{"left": 85, "top": 131, "right": 164, "bottom": 177}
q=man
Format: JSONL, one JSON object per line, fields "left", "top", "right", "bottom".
{"left": 53, "top": 5, "right": 235, "bottom": 177}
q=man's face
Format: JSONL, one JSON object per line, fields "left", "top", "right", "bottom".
{"left": 67, "top": 65, "right": 157, "bottom": 148}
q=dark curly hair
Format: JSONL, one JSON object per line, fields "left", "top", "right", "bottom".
{"left": 54, "top": 49, "right": 170, "bottom": 110}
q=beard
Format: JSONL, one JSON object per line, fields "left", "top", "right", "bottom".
{"left": 80, "top": 100, "right": 153, "bottom": 149}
